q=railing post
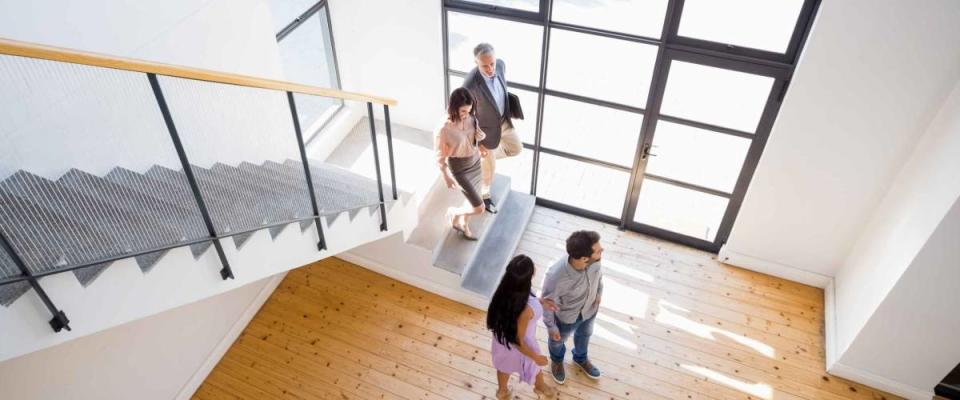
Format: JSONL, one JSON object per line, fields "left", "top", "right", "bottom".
{"left": 148, "top": 73, "right": 234, "bottom": 280}
{"left": 382, "top": 105, "right": 398, "bottom": 201}
{"left": 0, "top": 230, "right": 70, "bottom": 332}
{"left": 287, "top": 91, "right": 327, "bottom": 251}
{"left": 367, "top": 102, "right": 388, "bottom": 231}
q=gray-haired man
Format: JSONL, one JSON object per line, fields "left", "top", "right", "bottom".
{"left": 461, "top": 43, "right": 522, "bottom": 214}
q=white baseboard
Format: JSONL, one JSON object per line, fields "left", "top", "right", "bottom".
{"left": 174, "top": 272, "right": 287, "bottom": 400}
{"left": 828, "top": 362, "right": 935, "bottom": 400}
{"left": 717, "top": 247, "right": 832, "bottom": 288}
{"left": 336, "top": 252, "right": 488, "bottom": 311}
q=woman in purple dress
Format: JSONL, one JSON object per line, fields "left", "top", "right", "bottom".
{"left": 487, "top": 255, "right": 559, "bottom": 399}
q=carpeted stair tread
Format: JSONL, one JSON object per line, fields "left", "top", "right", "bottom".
{"left": 460, "top": 190, "right": 536, "bottom": 297}
{"left": 431, "top": 175, "right": 511, "bottom": 275}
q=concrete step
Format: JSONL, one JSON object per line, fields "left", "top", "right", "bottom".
{"left": 460, "top": 189, "right": 537, "bottom": 297}
{"left": 431, "top": 175, "right": 511, "bottom": 275}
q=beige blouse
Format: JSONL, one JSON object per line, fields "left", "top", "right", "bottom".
{"left": 435, "top": 115, "right": 486, "bottom": 168}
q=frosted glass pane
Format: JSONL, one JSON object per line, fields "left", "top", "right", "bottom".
{"left": 447, "top": 12, "right": 543, "bottom": 85}
{"left": 547, "top": 28, "right": 657, "bottom": 107}
{"left": 645, "top": 121, "right": 751, "bottom": 193}
{"left": 678, "top": 0, "right": 805, "bottom": 53}
{"left": 448, "top": 75, "right": 538, "bottom": 144}
{"left": 540, "top": 96, "right": 643, "bottom": 166}
{"left": 634, "top": 180, "right": 727, "bottom": 241}
{"left": 463, "top": 0, "right": 539, "bottom": 11}
{"left": 660, "top": 61, "right": 774, "bottom": 133}
{"left": 537, "top": 154, "right": 629, "bottom": 217}
{"left": 552, "top": 0, "right": 668, "bottom": 39}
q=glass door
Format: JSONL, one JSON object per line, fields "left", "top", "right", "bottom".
{"left": 623, "top": 50, "right": 789, "bottom": 251}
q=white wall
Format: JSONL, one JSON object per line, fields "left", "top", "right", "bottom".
{"left": 720, "top": 0, "right": 960, "bottom": 284}
{"left": 0, "top": 0, "right": 292, "bottom": 180}
{"left": 822, "top": 79, "right": 960, "bottom": 399}
{"left": 832, "top": 197, "right": 960, "bottom": 399}
{"left": 326, "top": 0, "right": 445, "bottom": 131}
{"left": 833, "top": 80, "right": 960, "bottom": 358}
{"left": 0, "top": 273, "right": 282, "bottom": 400}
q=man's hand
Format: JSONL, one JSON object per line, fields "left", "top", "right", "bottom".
{"left": 479, "top": 145, "right": 489, "bottom": 158}
{"left": 550, "top": 331, "right": 561, "bottom": 341}
{"left": 539, "top": 298, "right": 559, "bottom": 312}
{"left": 594, "top": 295, "right": 601, "bottom": 308}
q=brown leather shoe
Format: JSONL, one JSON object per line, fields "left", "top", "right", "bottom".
{"left": 550, "top": 361, "right": 566, "bottom": 384}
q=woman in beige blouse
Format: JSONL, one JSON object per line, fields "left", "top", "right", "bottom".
{"left": 436, "top": 88, "right": 488, "bottom": 240}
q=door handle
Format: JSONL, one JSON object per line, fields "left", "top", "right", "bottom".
{"left": 641, "top": 143, "right": 658, "bottom": 160}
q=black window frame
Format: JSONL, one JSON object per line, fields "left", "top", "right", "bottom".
{"left": 275, "top": 0, "right": 344, "bottom": 144}
{"left": 442, "top": 0, "right": 821, "bottom": 252}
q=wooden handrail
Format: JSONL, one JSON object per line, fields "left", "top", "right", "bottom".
{"left": 0, "top": 38, "right": 397, "bottom": 106}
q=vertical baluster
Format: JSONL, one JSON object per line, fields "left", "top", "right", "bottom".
{"left": 382, "top": 104, "right": 398, "bottom": 201}
{"left": 0, "top": 229, "right": 70, "bottom": 332}
{"left": 287, "top": 91, "right": 327, "bottom": 251}
{"left": 367, "top": 102, "right": 388, "bottom": 231}
{"left": 147, "top": 73, "right": 234, "bottom": 280}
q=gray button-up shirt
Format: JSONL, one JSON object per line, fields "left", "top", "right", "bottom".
{"left": 541, "top": 257, "right": 604, "bottom": 335}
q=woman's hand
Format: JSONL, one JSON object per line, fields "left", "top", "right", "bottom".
{"left": 533, "top": 354, "right": 549, "bottom": 366}
{"left": 444, "top": 175, "right": 457, "bottom": 189}
{"left": 540, "top": 298, "right": 559, "bottom": 312}
{"left": 479, "top": 145, "right": 489, "bottom": 158}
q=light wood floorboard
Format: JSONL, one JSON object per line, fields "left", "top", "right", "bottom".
{"left": 196, "top": 207, "right": 900, "bottom": 400}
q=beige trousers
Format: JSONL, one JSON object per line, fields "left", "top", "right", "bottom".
{"left": 480, "top": 121, "right": 522, "bottom": 199}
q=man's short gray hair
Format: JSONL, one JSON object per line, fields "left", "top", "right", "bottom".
{"left": 473, "top": 43, "right": 495, "bottom": 58}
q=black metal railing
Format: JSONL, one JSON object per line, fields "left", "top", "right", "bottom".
{"left": 0, "top": 57, "right": 398, "bottom": 333}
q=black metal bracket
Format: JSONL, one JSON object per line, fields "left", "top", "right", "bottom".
{"left": 148, "top": 73, "right": 234, "bottom": 280}
{"left": 0, "top": 229, "right": 71, "bottom": 332}
{"left": 367, "top": 102, "right": 388, "bottom": 232}
{"left": 287, "top": 91, "right": 327, "bottom": 251}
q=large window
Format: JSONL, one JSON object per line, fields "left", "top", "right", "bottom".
{"left": 443, "top": 0, "right": 819, "bottom": 252}
{"left": 272, "top": 0, "right": 342, "bottom": 142}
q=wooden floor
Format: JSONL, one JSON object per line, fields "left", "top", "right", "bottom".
{"left": 195, "top": 207, "right": 900, "bottom": 400}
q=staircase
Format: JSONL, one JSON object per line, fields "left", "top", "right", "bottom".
{"left": 0, "top": 159, "right": 407, "bottom": 307}
{"left": 0, "top": 38, "right": 416, "bottom": 362}
{"left": 425, "top": 175, "right": 536, "bottom": 298}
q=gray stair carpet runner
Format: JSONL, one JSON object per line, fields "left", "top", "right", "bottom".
{"left": 460, "top": 190, "right": 536, "bottom": 297}
{"left": 431, "top": 175, "right": 537, "bottom": 297}
{"left": 432, "top": 175, "right": 510, "bottom": 274}
{"left": 0, "top": 158, "right": 401, "bottom": 307}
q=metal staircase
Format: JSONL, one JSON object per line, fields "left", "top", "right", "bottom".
{"left": 0, "top": 38, "right": 406, "bottom": 334}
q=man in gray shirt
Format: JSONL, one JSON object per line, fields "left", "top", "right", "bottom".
{"left": 541, "top": 230, "right": 604, "bottom": 384}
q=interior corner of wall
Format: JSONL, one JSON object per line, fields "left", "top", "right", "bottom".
{"left": 824, "top": 278, "right": 839, "bottom": 370}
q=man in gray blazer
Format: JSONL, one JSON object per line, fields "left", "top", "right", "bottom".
{"left": 461, "top": 43, "right": 522, "bottom": 214}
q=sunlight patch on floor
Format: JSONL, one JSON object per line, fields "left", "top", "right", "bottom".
{"left": 655, "top": 301, "right": 775, "bottom": 358}
{"left": 682, "top": 364, "right": 774, "bottom": 400}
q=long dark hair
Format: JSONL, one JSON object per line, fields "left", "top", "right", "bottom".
{"left": 447, "top": 87, "right": 477, "bottom": 123}
{"left": 486, "top": 255, "right": 535, "bottom": 349}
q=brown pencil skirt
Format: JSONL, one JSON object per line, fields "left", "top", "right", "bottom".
{"left": 447, "top": 152, "right": 483, "bottom": 208}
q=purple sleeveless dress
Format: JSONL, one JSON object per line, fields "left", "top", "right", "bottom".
{"left": 491, "top": 294, "right": 543, "bottom": 384}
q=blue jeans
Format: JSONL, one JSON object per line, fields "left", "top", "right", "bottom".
{"left": 548, "top": 313, "right": 595, "bottom": 364}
